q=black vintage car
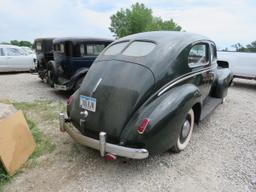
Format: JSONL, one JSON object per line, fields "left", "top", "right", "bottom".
{"left": 59, "top": 31, "right": 233, "bottom": 160}
{"left": 49, "top": 37, "right": 113, "bottom": 91}
{"left": 34, "top": 38, "right": 55, "bottom": 81}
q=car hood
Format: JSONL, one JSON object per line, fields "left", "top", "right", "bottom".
{"left": 70, "top": 60, "right": 155, "bottom": 141}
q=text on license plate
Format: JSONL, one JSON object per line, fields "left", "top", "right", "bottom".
{"left": 80, "top": 95, "right": 96, "bottom": 112}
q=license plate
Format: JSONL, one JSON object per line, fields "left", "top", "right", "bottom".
{"left": 80, "top": 95, "right": 96, "bottom": 112}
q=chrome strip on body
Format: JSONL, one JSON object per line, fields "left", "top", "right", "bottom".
{"left": 157, "top": 65, "right": 217, "bottom": 96}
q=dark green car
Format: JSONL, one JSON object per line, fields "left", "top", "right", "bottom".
{"left": 59, "top": 31, "right": 233, "bottom": 159}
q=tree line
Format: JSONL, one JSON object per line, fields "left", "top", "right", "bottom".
{"left": 226, "top": 41, "right": 256, "bottom": 52}
{"left": 1, "top": 40, "right": 32, "bottom": 48}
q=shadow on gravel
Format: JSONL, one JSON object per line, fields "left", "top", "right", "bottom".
{"left": 0, "top": 71, "right": 31, "bottom": 75}
{"left": 232, "top": 79, "right": 256, "bottom": 90}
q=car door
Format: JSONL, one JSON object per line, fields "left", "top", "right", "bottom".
{"left": 0, "top": 48, "right": 9, "bottom": 71}
{"left": 188, "top": 42, "right": 214, "bottom": 101}
{"left": 5, "top": 47, "right": 31, "bottom": 70}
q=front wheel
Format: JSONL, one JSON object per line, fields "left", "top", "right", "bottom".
{"left": 47, "top": 69, "right": 54, "bottom": 87}
{"left": 172, "top": 109, "right": 194, "bottom": 153}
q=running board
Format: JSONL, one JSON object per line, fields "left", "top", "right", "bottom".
{"left": 200, "top": 97, "right": 222, "bottom": 121}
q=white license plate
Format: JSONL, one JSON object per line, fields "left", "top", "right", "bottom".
{"left": 80, "top": 95, "right": 96, "bottom": 112}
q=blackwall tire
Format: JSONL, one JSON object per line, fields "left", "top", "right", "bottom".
{"left": 172, "top": 109, "right": 194, "bottom": 153}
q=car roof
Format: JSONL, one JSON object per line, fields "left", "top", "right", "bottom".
{"left": 34, "top": 37, "right": 55, "bottom": 42}
{"left": 96, "top": 31, "right": 214, "bottom": 81}
{"left": 53, "top": 37, "right": 113, "bottom": 44}
{"left": 0, "top": 44, "right": 22, "bottom": 49}
{"left": 117, "top": 31, "right": 212, "bottom": 46}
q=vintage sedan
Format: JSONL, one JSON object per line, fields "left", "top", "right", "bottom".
{"left": 59, "top": 31, "right": 233, "bottom": 160}
{"left": 50, "top": 37, "right": 113, "bottom": 91}
{"left": 0, "top": 44, "right": 36, "bottom": 72}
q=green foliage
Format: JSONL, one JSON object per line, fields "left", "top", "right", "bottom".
{"left": 109, "top": 3, "right": 182, "bottom": 38}
{"left": 9, "top": 40, "right": 32, "bottom": 48}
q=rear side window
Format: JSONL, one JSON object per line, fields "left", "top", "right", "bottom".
{"left": 86, "top": 44, "right": 106, "bottom": 55}
{"left": 6, "top": 48, "right": 23, "bottom": 56}
{"left": 122, "top": 41, "right": 156, "bottom": 57}
{"left": 188, "top": 44, "right": 209, "bottom": 67}
{"left": 103, "top": 42, "right": 129, "bottom": 55}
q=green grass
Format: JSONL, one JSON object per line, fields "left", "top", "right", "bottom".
{"left": 0, "top": 101, "right": 63, "bottom": 191}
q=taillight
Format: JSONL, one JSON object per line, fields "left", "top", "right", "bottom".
{"left": 67, "top": 96, "right": 73, "bottom": 106}
{"left": 137, "top": 118, "right": 150, "bottom": 134}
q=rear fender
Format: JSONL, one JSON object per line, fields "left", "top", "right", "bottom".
{"left": 120, "top": 84, "right": 201, "bottom": 154}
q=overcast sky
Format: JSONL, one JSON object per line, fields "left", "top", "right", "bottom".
{"left": 0, "top": 0, "right": 255, "bottom": 49}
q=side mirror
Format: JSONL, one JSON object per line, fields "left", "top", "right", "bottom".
{"left": 217, "top": 60, "right": 229, "bottom": 68}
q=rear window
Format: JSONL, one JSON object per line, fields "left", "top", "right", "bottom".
{"left": 122, "top": 41, "right": 156, "bottom": 57}
{"left": 103, "top": 42, "right": 129, "bottom": 55}
{"left": 54, "top": 43, "right": 65, "bottom": 53}
{"left": 36, "top": 42, "right": 42, "bottom": 51}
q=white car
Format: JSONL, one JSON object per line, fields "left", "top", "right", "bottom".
{"left": 20, "top": 46, "right": 36, "bottom": 56}
{"left": 0, "top": 44, "right": 36, "bottom": 72}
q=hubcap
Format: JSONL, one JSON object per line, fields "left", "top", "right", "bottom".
{"left": 181, "top": 120, "right": 191, "bottom": 139}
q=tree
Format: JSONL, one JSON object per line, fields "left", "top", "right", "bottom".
{"left": 10, "top": 40, "right": 20, "bottom": 46}
{"left": 109, "top": 3, "right": 182, "bottom": 38}
{"left": 9, "top": 40, "right": 32, "bottom": 48}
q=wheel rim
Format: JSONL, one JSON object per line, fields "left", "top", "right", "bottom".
{"left": 177, "top": 109, "right": 194, "bottom": 150}
{"left": 181, "top": 119, "right": 191, "bottom": 141}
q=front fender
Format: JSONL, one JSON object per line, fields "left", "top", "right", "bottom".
{"left": 67, "top": 68, "right": 89, "bottom": 89}
{"left": 120, "top": 84, "right": 201, "bottom": 154}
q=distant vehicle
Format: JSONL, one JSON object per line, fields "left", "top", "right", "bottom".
{"left": 218, "top": 51, "right": 256, "bottom": 80}
{"left": 59, "top": 31, "right": 233, "bottom": 159}
{"left": 20, "top": 46, "right": 35, "bottom": 55}
{"left": 34, "top": 38, "right": 55, "bottom": 81}
{"left": 0, "top": 44, "right": 36, "bottom": 72}
{"left": 49, "top": 37, "right": 113, "bottom": 91}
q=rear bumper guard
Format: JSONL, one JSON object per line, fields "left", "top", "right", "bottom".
{"left": 59, "top": 113, "right": 149, "bottom": 159}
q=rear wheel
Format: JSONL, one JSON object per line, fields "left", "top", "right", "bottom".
{"left": 172, "top": 109, "right": 194, "bottom": 152}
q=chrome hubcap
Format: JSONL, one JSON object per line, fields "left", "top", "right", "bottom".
{"left": 181, "top": 120, "right": 191, "bottom": 139}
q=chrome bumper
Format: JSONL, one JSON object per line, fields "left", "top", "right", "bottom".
{"left": 54, "top": 84, "right": 67, "bottom": 91}
{"left": 59, "top": 113, "right": 149, "bottom": 159}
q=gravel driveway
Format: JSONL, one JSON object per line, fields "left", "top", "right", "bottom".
{"left": 1, "top": 73, "right": 256, "bottom": 192}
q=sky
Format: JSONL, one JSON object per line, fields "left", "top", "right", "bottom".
{"left": 0, "top": 0, "right": 255, "bottom": 49}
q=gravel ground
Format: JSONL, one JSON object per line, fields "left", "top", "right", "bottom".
{"left": 1, "top": 73, "right": 256, "bottom": 192}
{"left": 0, "top": 73, "right": 68, "bottom": 102}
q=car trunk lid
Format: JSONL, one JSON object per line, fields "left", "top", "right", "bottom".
{"left": 78, "top": 60, "right": 155, "bottom": 141}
